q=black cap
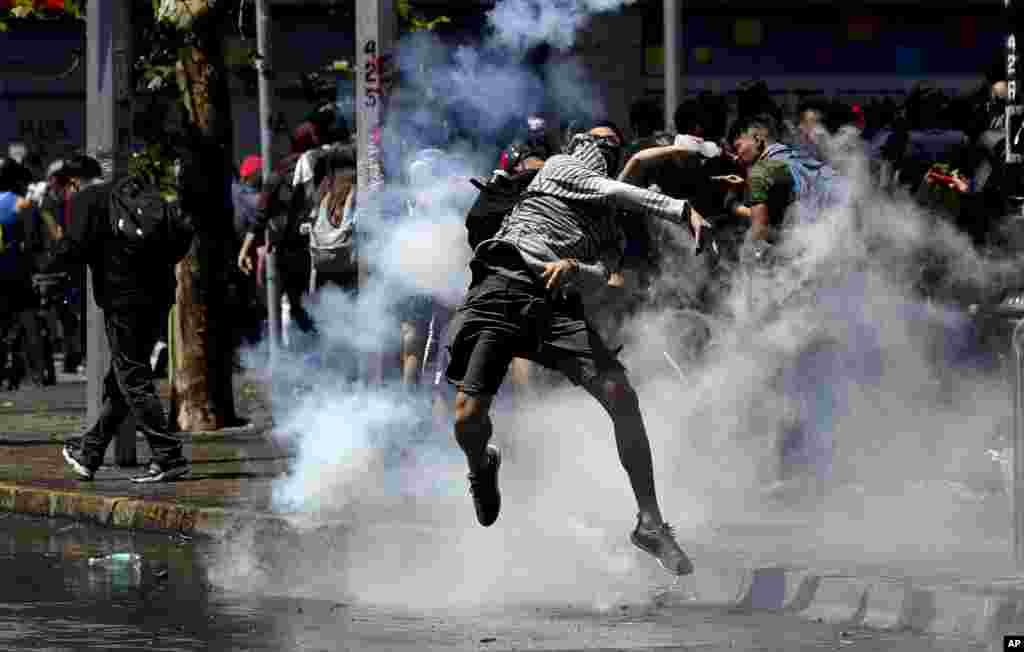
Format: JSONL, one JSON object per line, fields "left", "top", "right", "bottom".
{"left": 62, "top": 154, "right": 103, "bottom": 180}
{"left": 589, "top": 118, "right": 625, "bottom": 145}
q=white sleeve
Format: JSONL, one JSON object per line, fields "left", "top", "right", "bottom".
{"left": 293, "top": 151, "right": 316, "bottom": 187}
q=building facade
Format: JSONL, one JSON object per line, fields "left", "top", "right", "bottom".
{"left": 0, "top": 1, "right": 1010, "bottom": 166}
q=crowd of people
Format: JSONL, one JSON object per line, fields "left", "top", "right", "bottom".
{"left": 218, "top": 53, "right": 1018, "bottom": 576}
{"left": 0, "top": 49, "right": 1017, "bottom": 576}
{"left": 0, "top": 154, "right": 87, "bottom": 393}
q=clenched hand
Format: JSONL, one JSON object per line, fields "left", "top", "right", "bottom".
{"left": 540, "top": 259, "right": 579, "bottom": 291}
{"left": 688, "top": 206, "right": 712, "bottom": 250}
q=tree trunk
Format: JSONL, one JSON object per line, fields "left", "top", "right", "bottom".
{"left": 170, "top": 3, "right": 238, "bottom": 431}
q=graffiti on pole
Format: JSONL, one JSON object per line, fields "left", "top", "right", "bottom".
{"left": 1008, "top": 0, "right": 1024, "bottom": 165}
{"left": 360, "top": 38, "right": 393, "bottom": 193}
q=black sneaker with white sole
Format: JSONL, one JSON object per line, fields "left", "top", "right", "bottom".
{"left": 467, "top": 445, "right": 501, "bottom": 527}
{"left": 130, "top": 458, "right": 191, "bottom": 483}
{"left": 630, "top": 516, "right": 694, "bottom": 576}
{"left": 62, "top": 445, "right": 95, "bottom": 481}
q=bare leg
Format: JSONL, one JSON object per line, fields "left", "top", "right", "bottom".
{"left": 400, "top": 321, "right": 426, "bottom": 388}
{"left": 453, "top": 390, "right": 494, "bottom": 473}
{"left": 581, "top": 369, "right": 664, "bottom": 528}
{"left": 508, "top": 357, "right": 533, "bottom": 399}
{"left": 432, "top": 390, "right": 449, "bottom": 433}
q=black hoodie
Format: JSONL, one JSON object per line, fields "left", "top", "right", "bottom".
{"left": 47, "top": 181, "right": 185, "bottom": 310}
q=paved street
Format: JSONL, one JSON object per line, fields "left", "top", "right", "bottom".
{"left": 1, "top": 376, "right": 1023, "bottom": 650}
{"left": 0, "top": 514, "right": 993, "bottom": 652}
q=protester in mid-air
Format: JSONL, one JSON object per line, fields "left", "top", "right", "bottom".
{"left": 446, "top": 121, "right": 710, "bottom": 576}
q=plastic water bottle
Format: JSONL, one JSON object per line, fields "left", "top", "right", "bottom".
{"left": 87, "top": 552, "right": 142, "bottom": 568}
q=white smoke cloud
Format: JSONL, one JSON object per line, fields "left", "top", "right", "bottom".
{"left": 488, "top": 0, "right": 638, "bottom": 52}
{"left": 215, "top": 8, "right": 1021, "bottom": 621}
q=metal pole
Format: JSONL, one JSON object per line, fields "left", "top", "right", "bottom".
{"left": 86, "top": 0, "right": 136, "bottom": 466}
{"left": 1013, "top": 320, "right": 1024, "bottom": 566}
{"left": 356, "top": 0, "right": 395, "bottom": 386}
{"left": 254, "top": 0, "right": 281, "bottom": 373}
{"left": 1007, "top": 0, "right": 1020, "bottom": 168}
{"left": 1005, "top": 0, "right": 1024, "bottom": 568}
{"left": 663, "top": 0, "right": 681, "bottom": 133}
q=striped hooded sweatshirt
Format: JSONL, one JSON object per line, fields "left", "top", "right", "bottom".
{"left": 486, "top": 138, "right": 692, "bottom": 295}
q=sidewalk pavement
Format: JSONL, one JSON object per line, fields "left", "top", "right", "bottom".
{"left": 3, "top": 377, "right": 1024, "bottom": 647}
{"left": 0, "top": 374, "right": 287, "bottom": 538}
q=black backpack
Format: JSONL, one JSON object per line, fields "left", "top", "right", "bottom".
{"left": 109, "top": 176, "right": 193, "bottom": 264}
{"left": 465, "top": 169, "right": 538, "bottom": 250}
{"left": 264, "top": 155, "right": 311, "bottom": 248}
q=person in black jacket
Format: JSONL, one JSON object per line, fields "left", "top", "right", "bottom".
{"left": 237, "top": 124, "right": 321, "bottom": 342}
{"left": 49, "top": 155, "right": 192, "bottom": 483}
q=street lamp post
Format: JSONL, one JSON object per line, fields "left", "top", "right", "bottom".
{"left": 663, "top": 0, "right": 681, "bottom": 134}
{"left": 1005, "top": 0, "right": 1024, "bottom": 568}
{"left": 254, "top": 0, "right": 281, "bottom": 377}
{"left": 355, "top": 0, "right": 395, "bottom": 386}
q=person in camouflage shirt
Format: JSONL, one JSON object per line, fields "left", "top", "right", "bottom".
{"left": 724, "top": 115, "right": 795, "bottom": 244}
{"left": 721, "top": 114, "right": 865, "bottom": 503}
{"left": 724, "top": 113, "right": 840, "bottom": 248}
{"left": 745, "top": 156, "right": 794, "bottom": 234}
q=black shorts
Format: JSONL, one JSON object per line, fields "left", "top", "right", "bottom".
{"left": 445, "top": 246, "right": 625, "bottom": 397}
{"left": 396, "top": 293, "right": 434, "bottom": 328}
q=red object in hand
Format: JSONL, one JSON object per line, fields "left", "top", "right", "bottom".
{"left": 34, "top": 0, "right": 64, "bottom": 10}
{"left": 928, "top": 172, "right": 956, "bottom": 186}
{"left": 927, "top": 171, "right": 969, "bottom": 193}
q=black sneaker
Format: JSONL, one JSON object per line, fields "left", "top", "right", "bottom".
{"left": 130, "top": 457, "right": 191, "bottom": 483}
{"left": 630, "top": 517, "right": 694, "bottom": 576}
{"left": 62, "top": 444, "right": 95, "bottom": 481}
{"left": 467, "top": 445, "right": 501, "bottom": 527}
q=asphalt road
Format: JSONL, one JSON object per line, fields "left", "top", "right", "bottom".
{"left": 0, "top": 513, "right": 993, "bottom": 652}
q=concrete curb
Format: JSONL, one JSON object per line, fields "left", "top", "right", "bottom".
{"left": 0, "top": 482, "right": 292, "bottom": 540}
{"left": 733, "top": 565, "right": 1024, "bottom": 644}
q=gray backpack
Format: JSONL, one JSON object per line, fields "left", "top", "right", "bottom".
{"left": 309, "top": 188, "right": 356, "bottom": 275}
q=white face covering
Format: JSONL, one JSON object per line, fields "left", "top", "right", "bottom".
{"left": 564, "top": 133, "right": 619, "bottom": 176}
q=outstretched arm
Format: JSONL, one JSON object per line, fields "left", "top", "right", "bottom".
{"left": 597, "top": 178, "right": 711, "bottom": 248}
{"left": 618, "top": 145, "right": 694, "bottom": 186}
{"left": 748, "top": 203, "right": 771, "bottom": 241}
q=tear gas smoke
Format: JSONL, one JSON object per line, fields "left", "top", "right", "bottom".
{"left": 488, "top": 0, "right": 639, "bottom": 52}
{"left": 220, "top": 9, "right": 1022, "bottom": 616}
